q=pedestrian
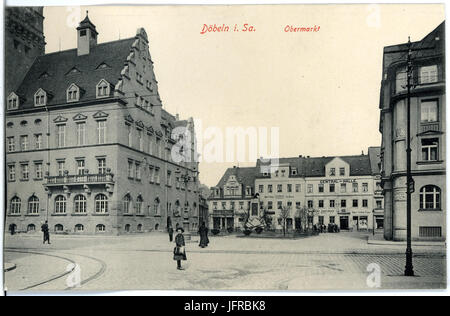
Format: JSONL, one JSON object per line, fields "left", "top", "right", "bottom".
{"left": 173, "top": 227, "right": 187, "bottom": 270}
{"left": 10, "top": 224, "right": 15, "bottom": 236}
{"left": 41, "top": 221, "right": 50, "bottom": 244}
{"left": 198, "top": 222, "right": 209, "bottom": 248}
{"left": 167, "top": 216, "right": 174, "bottom": 242}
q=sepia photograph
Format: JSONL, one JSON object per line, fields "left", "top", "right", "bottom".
{"left": 1, "top": 1, "right": 447, "bottom": 296}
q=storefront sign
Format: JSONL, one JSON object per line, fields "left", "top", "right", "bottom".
{"left": 320, "top": 179, "right": 357, "bottom": 184}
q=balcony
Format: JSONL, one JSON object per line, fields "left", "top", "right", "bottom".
{"left": 44, "top": 173, "right": 114, "bottom": 195}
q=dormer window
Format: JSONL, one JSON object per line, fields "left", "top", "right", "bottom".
{"left": 7, "top": 92, "right": 19, "bottom": 110}
{"left": 34, "top": 88, "right": 47, "bottom": 107}
{"left": 67, "top": 84, "right": 80, "bottom": 103}
{"left": 96, "top": 79, "right": 110, "bottom": 98}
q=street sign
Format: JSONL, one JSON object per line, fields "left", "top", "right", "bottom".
{"left": 408, "top": 179, "right": 415, "bottom": 193}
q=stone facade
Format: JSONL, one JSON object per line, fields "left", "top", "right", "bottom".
{"left": 5, "top": 13, "right": 200, "bottom": 235}
{"left": 379, "top": 22, "right": 446, "bottom": 241}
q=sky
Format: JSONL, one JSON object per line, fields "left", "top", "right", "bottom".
{"left": 42, "top": 4, "right": 445, "bottom": 187}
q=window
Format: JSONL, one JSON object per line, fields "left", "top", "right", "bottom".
{"left": 128, "top": 160, "right": 134, "bottom": 178}
{"left": 329, "top": 200, "right": 335, "bottom": 208}
{"left": 10, "top": 197, "right": 21, "bottom": 214}
{"left": 330, "top": 168, "right": 336, "bottom": 176}
{"left": 259, "top": 185, "right": 264, "bottom": 193}
{"left": 95, "top": 194, "right": 108, "bottom": 213}
{"left": 421, "top": 138, "right": 439, "bottom": 161}
{"left": 396, "top": 68, "right": 407, "bottom": 93}
{"left": 307, "top": 200, "right": 313, "bottom": 208}
{"left": 268, "top": 201, "right": 273, "bottom": 210}
{"left": 421, "top": 100, "right": 438, "bottom": 123}
{"left": 154, "top": 198, "right": 161, "bottom": 216}
{"left": 376, "top": 200, "right": 383, "bottom": 209}
{"left": 318, "top": 184, "right": 324, "bottom": 193}
{"left": 8, "top": 165, "right": 16, "bottom": 181}
{"left": 362, "top": 183, "right": 369, "bottom": 192}
{"left": 7, "top": 137, "right": 15, "bottom": 152}
{"left": 340, "top": 183, "right": 346, "bottom": 193}
{"left": 318, "top": 200, "right": 324, "bottom": 208}
{"left": 277, "top": 184, "right": 283, "bottom": 193}
{"left": 362, "top": 199, "right": 368, "bottom": 208}
{"left": 137, "top": 128, "right": 143, "bottom": 151}
{"left": 98, "top": 158, "right": 106, "bottom": 174}
{"left": 96, "top": 224, "right": 106, "bottom": 232}
{"left": 75, "top": 224, "right": 84, "bottom": 232}
{"left": 97, "top": 121, "right": 107, "bottom": 144}
{"left": 329, "top": 183, "right": 335, "bottom": 193}
{"left": 96, "top": 80, "right": 110, "bottom": 98}
{"left": 80, "top": 30, "right": 86, "bottom": 36}
{"left": 307, "top": 184, "right": 313, "bottom": 193}
{"left": 339, "top": 168, "right": 345, "bottom": 176}
{"left": 34, "top": 162, "right": 43, "bottom": 179}
{"left": 55, "top": 195, "right": 67, "bottom": 214}
{"left": 127, "top": 124, "right": 133, "bottom": 147}
{"left": 420, "top": 185, "right": 441, "bottom": 210}
{"left": 352, "top": 199, "right": 358, "bottom": 208}
{"left": 35, "top": 134, "right": 43, "bottom": 149}
{"left": 76, "top": 159, "right": 85, "bottom": 175}
{"left": 20, "top": 135, "right": 29, "bottom": 151}
{"left": 57, "top": 161, "right": 65, "bottom": 176}
{"left": 419, "top": 226, "right": 442, "bottom": 238}
{"left": 135, "top": 163, "right": 141, "bottom": 180}
{"left": 329, "top": 216, "right": 335, "bottom": 224}
{"left": 74, "top": 195, "right": 87, "bottom": 214}
{"left": 287, "top": 184, "right": 292, "bottom": 193}
{"left": 67, "top": 84, "right": 80, "bottom": 102}
{"left": 296, "top": 202, "right": 301, "bottom": 209}
{"left": 27, "top": 224, "right": 36, "bottom": 232}
{"left": 268, "top": 185, "right": 273, "bottom": 193}
{"left": 56, "top": 125, "right": 66, "bottom": 148}
{"left": 341, "top": 200, "right": 347, "bottom": 208}
{"left": 34, "top": 89, "right": 47, "bottom": 106}
{"left": 277, "top": 201, "right": 283, "bottom": 210}
{"left": 21, "top": 164, "right": 29, "bottom": 180}
{"left": 55, "top": 224, "right": 64, "bottom": 232}
{"left": 123, "top": 194, "right": 132, "bottom": 214}
{"left": 7, "top": 93, "right": 19, "bottom": 110}
{"left": 419, "top": 65, "right": 438, "bottom": 84}
{"left": 352, "top": 183, "right": 359, "bottom": 193}
{"left": 77, "top": 122, "right": 86, "bottom": 146}
{"left": 296, "top": 184, "right": 301, "bottom": 192}
{"left": 136, "top": 196, "right": 143, "bottom": 215}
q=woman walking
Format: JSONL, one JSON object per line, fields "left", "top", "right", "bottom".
{"left": 198, "top": 222, "right": 209, "bottom": 248}
{"left": 173, "top": 227, "right": 187, "bottom": 270}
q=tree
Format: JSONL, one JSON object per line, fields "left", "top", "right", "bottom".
{"left": 278, "top": 206, "right": 291, "bottom": 237}
{"left": 295, "top": 206, "right": 317, "bottom": 232}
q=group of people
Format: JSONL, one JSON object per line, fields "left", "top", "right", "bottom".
{"left": 168, "top": 221, "right": 210, "bottom": 270}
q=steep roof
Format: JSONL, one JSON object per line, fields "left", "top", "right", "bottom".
{"left": 215, "top": 167, "right": 259, "bottom": 188}
{"left": 14, "top": 37, "right": 135, "bottom": 109}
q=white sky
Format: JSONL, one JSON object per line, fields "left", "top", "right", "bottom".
{"left": 42, "top": 4, "right": 445, "bottom": 187}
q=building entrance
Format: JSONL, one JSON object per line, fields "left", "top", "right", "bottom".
{"left": 340, "top": 216, "right": 349, "bottom": 230}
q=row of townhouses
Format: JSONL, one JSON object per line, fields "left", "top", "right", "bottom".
{"left": 4, "top": 8, "right": 205, "bottom": 235}
{"left": 208, "top": 147, "right": 384, "bottom": 233}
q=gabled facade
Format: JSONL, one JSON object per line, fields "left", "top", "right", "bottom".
{"left": 379, "top": 22, "right": 446, "bottom": 241}
{"left": 5, "top": 13, "right": 200, "bottom": 235}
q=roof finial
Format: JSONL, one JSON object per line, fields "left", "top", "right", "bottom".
{"left": 86, "top": 10, "right": 89, "bottom": 17}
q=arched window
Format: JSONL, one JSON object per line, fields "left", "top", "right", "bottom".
{"left": 125, "top": 224, "right": 131, "bottom": 232}
{"left": 55, "top": 224, "right": 64, "bottom": 232}
{"left": 155, "top": 223, "right": 160, "bottom": 231}
{"left": 137, "top": 224, "right": 143, "bottom": 232}
{"left": 55, "top": 195, "right": 67, "bottom": 214}
{"left": 175, "top": 200, "right": 181, "bottom": 216}
{"left": 74, "top": 194, "right": 87, "bottom": 214}
{"left": 10, "top": 196, "right": 21, "bottom": 215}
{"left": 27, "top": 224, "right": 36, "bottom": 232}
{"left": 75, "top": 224, "right": 84, "bottom": 232}
{"left": 123, "top": 194, "right": 132, "bottom": 214}
{"left": 420, "top": 185, "right": 441, "bottom": 210}
{"left": 67, "top": 83, "right": 80, "bottom": 102}
{"left": 154, "top": 198, "right": 161, "bottom": 216}
{"left": 136, "top": 195, "right": 143, "bottom": 215}
{"left": 96, "top": 224, "right": 106, "bottom": 232}
{"left": 95, "top": 194, "right": 108, "bottom": 213}
{"left": 96, "top": 79, "right": 110, "bottom": 98}
{"left": 28, "top": 195, "right": 40, "bottom": 214}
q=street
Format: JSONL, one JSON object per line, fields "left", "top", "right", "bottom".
{"left": 4, "top": 231, "right": 446, "bottom": 292}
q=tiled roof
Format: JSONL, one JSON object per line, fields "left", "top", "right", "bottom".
{"left": 215, "top": 167, "right": 259, "bottom": 188}
{"left": 14, "top": 37, "right": 136, "bottom": 109}
{"left": 257, "top": 154, "right": 374, "bottom": 177}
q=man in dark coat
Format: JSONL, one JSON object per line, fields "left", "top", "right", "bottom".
{"left": 41, "top": 221, "right": 50, "bottom": 244}
{"left": 198, "top": 222, "right": 209, "bottom": 248}
{"left": 173, "top": 227, "right": 186, "bottom": 270}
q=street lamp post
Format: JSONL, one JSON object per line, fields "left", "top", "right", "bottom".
{"left": 176, "top": 167, "right": 198, "bottom": 232}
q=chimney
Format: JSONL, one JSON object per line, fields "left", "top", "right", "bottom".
{"left": 175, "top": 113, "right": 180, "bottom": 121}
{"left": 77, "top": 11, "right": 98, "bottom": 56}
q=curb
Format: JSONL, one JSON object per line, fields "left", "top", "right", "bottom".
{"left": 4, "top": 262, "right": 17, "bottom": 272}
{"left": 367, "top": 236, "right": 446, "bottom": 247}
